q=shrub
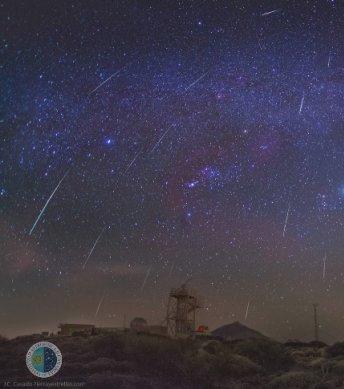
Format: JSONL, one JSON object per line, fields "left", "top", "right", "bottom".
{"left": 289, "top": 347, "right": 324, "bottom": 367}
{"left": 202, "top": 340, "right": 224, "bottom": 355}
{"left": 125, "top": 333, "right": 185, "bottom": 376}
{"left": 309, "top": 357, "right": 326, "bottom": 369}
{"left": 326, "top": 342, "right": 344, "bottom": 358}
{"left": 330, "top": 359, "right": 344, "bottom": 376}
{"left": 183, "top": 346, "right": 261, "bottom": 382}
{"left": 309, "top": 341, "right": 328, "bottom": 348}
{"left": 209, "top": 351, "right": 261, "bottom": 378}
{"left": 60, "top": 361, "right": 85, "bottom": 376}
{"left": 232, "top": 338, "right": 293, "bottom": 371}
{"left": 85, "top": 357, "right": 133, "bottom": 374}
{"left": 285, "top": 340, "right": 311, "bottom": 348}
{"left": 309, "top": 358, "right": 335, "bottom": 381}
{"left": 57, "top": 337, "right": 90, "bottom": 354}
{"left": 91, "top": 333, "right": 125, "bottom": 359}
{"left": 268, "top": 371, "right": 319, "bottom": 388}
{"left": 87, "top": 372, "right": 153, "bottom": 388}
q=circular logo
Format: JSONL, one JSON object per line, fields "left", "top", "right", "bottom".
{"left": 26, "top": 341, "right": 62, "bottom": 378}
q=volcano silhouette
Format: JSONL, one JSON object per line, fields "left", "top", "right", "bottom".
{"left": 212, "top": 321, "right": 268, "bottom": 340}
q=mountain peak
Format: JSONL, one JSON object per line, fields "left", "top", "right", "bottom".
{"left": 212, "top": 321, "right": 267, "bottom": 340}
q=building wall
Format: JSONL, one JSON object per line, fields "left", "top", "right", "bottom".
{"left": 146, "top": 325, "right": 168, "bottom": 336}
{"left": 58, "top": 324, "right": 95, "bottom": 336}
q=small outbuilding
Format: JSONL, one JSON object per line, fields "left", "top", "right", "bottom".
{"left": 58, "top": 323, "right": 95, "bottom": 336}
{"left": 130, "top": 317, "right": 148, "bottom": 332}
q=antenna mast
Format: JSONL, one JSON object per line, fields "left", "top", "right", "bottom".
{"left": 312, "top": 303, "right": 319, "bottom": 341}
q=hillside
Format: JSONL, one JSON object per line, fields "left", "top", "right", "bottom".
{"left": 1, "top": 331, "right": 344, "bottom": 388}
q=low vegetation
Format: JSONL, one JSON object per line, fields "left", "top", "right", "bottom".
{"left": 1, "top": 332, "right": 344, "bottom": 388}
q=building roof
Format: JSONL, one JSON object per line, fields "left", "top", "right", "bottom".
{"left": 130, "top": 317, "right": 147, "bottom": 325}
{"left": 58, "top": 323, "right": 95, "bottom": 328}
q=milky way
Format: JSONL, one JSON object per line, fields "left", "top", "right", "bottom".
{"left": 1, "top": 0, "right": 344, "bottom": 341}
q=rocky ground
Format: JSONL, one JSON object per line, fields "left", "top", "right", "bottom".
{"left": 1, "top": 332, "right": 344, "bottom": 388}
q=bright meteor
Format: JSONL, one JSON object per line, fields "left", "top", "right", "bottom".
{"left": 83, "top": 228, "right": 106, "bottom": 269}
{"left": 29, "top": 171, "right": 69, "bottom": 235}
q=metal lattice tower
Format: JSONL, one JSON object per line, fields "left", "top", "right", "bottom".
{"left": 166, "top": 283, "right": 202, "bottom": 337}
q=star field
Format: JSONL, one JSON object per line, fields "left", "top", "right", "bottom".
{"left": 1, "top": 0, "right": 344, "bottom": 341}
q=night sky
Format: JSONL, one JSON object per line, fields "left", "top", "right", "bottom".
{"left": 1, "top": 0, "right": 344, "bottom": 342}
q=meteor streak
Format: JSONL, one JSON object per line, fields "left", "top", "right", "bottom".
{"left": 245, "top": 300, "right": 251, "bottom": 320}
{"left": 141, "top": 265, "right": 152, "bottom": 291}
{"left": 121, "top": 150, "right": 142, "bottom": 177}
{"left": 185, "top": 71, "right": 209, "bottom": 92}
{"left": 89, "top": 62, "right": 131, "bottom": 95}
{"left": 323, "top": 252, "right": 327, "bottom": 280}
{"left": 83, "top": 228, "right": 105, "bottom": 269}
{"left": 95, "top": 291, "right": 106, "bottom": 318}
{"left": 168, "top": 262, "right": 175, "bottom": 278}
{"left": 262, "top": 9, "right": 280, "bottom": 17}
{"left": 150, "top": 123, "right": 175, "bottom": 154}
{"left": 283, "top": 203, "right": 291, "bottom": 237}
{"left": 29, "top": 171, "right": 69, "bottom": 235}
{"left": 299, "top": 93, "right": 305, "bottom": 114}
